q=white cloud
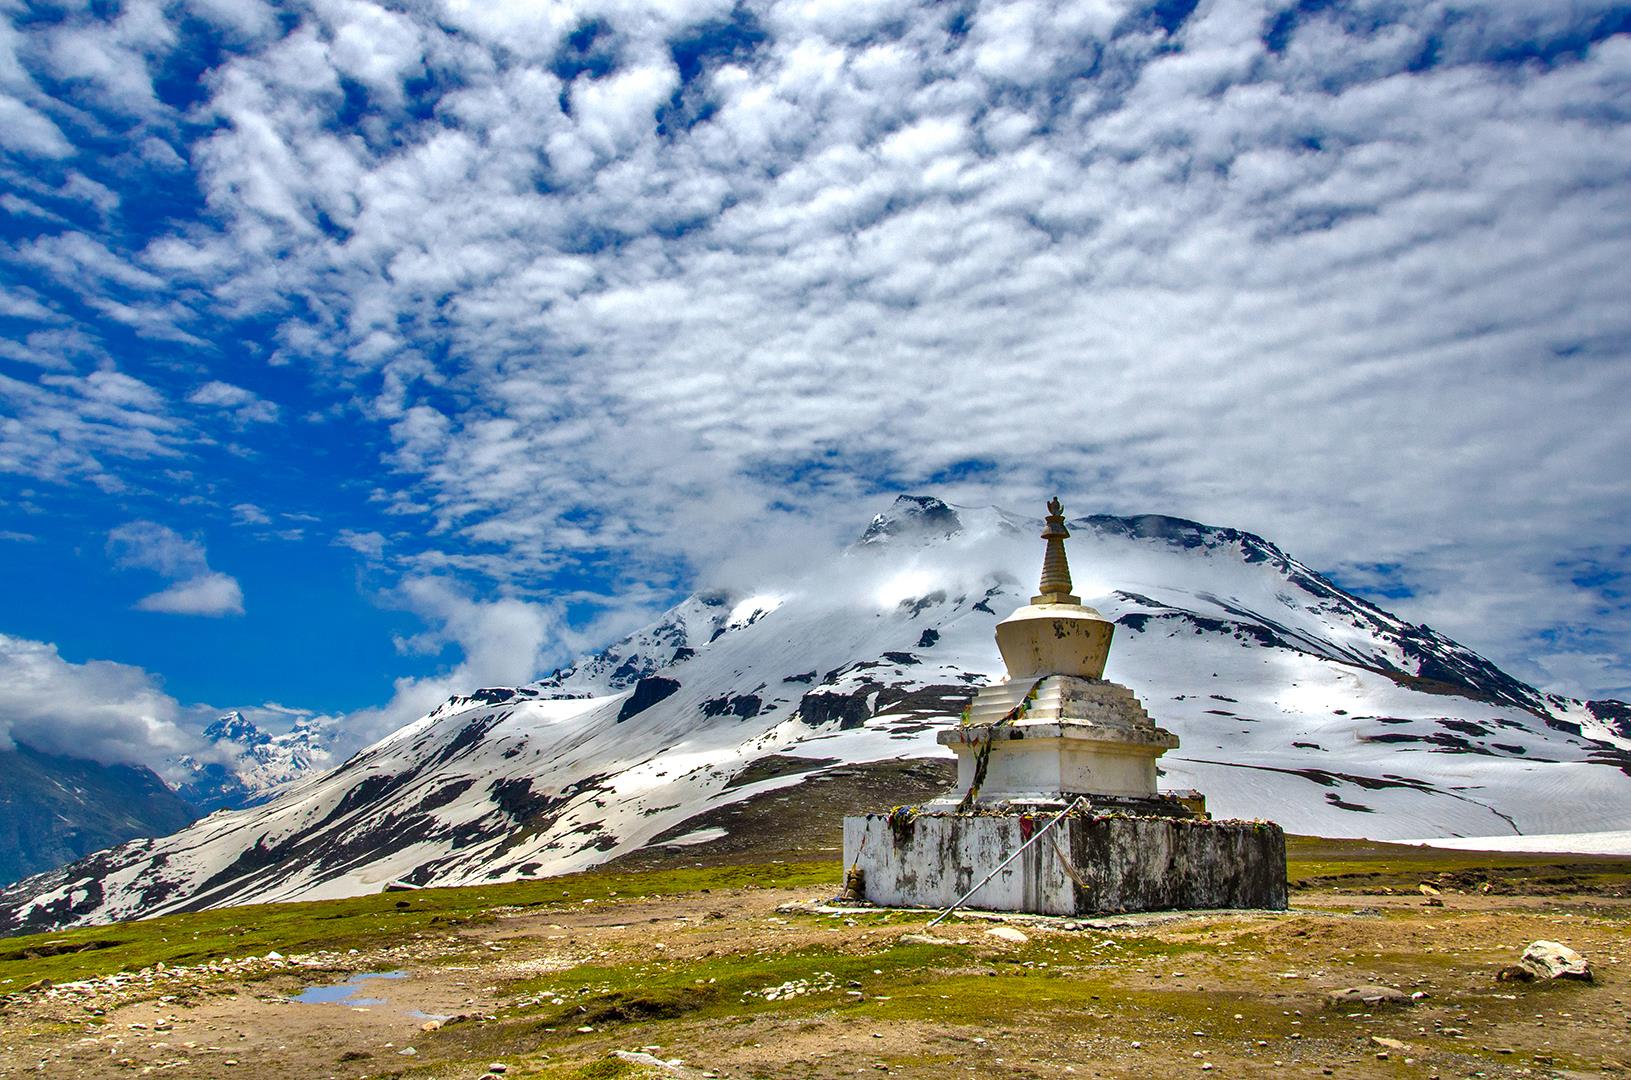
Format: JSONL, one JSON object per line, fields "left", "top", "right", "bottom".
{"left": 0, "top": 92, "right": 73, "bottom": 157}
{"left": 346, "top": 576, "right": 564, "bottom": 742}
{"left": 133, "top": 571, "right": 246, "bottom": 616}
{"left": 335, "top": 529, "right": 386, "bottom": 559}
{"left": 108, "top": 520, "right": 210, "bottom": 578}
{"left": 187, "top": 380, "right": 281, "bottom": 424}
{"left": 5, "top": 0, "right": 1631, "bottom": 704}
{"left": 107, "top": 521, "right": 245, "bottom": 617}
{"left": 0, "top": 633, "right": 196, "bottom": 769}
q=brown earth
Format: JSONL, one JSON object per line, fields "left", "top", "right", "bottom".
{"left": 3, "top": 853, "right": 1631, "bottom": 1080}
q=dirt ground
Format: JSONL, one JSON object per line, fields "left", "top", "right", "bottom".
{"left": 2, "top": 874, "right": 1629, "bottom": 1080}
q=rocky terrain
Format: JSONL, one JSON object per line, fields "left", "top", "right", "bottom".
{"left": 3, "top": 496, "right": 1629, "bottom": 934}
{"left": 0, "top": 840, "right": 1628, "bottom": 1079}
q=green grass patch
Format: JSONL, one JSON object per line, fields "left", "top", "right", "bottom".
{"left": 0, "top": 859, "right": 840, "bottom": 994}
{"left": 1285, "top": 835, "right": 1631, "bottom": 893}
{"left": 513, "top": 939, "right": 977, "bottom": 1033}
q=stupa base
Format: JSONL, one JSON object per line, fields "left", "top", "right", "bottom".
{"left": 841, "top": 809, "right": 1287, "bottom": 916}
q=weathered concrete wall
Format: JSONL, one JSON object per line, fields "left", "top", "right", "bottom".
{"left": 843, "top": 812, "right": 1287, "bottom": 915}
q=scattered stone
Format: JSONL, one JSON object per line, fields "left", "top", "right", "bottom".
{"left": 610, "top": 1049, "right": 693, "bottom": 1074}
{"left": 1519, "top": 941, "right": 1591, "bottom": 981}
{"left": 1325, "top": 986, "right": 1411, "bottom": 1008}
{"left": 487, "top": 1065, "right": 508, "bottom": 1074}
{"left": 899, "top": 933, "right": 954, "bottom": 946}
{"left": 1497, "top": 965, "right": 1535, "bottom": 983}
{"left": 420, "top": 1019, "right": 444, "bottom": 1031}
{"left": 1372, "top": 1037, "right": 1408, "bottom": 1050}
{"left": 984, "top": 927, "right": 1029, "bottom": 944}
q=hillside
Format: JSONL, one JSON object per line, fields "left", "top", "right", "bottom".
{"left": 0, "top": 743, "right": 199, "bottom": 886}
{"left": 3, "top": 496, "right": 1628, "bottom": 933}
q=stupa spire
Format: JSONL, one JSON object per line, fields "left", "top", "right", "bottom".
{"left": 1032, "top": 496, "right": 1081, "bottom": 605}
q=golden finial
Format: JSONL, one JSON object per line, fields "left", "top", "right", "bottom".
{"left": 1033, "top": 496, "right": 1080, "bottom": 605}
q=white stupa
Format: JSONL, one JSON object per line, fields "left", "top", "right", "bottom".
{"left": 842, "top": 497, "right": 1286, "bottom": 917}
{"left": 933, "top": 496, "right": 1183, "bottom": 811}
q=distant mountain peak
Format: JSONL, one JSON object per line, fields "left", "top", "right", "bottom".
{"left": 855, "top": 495, "right": 964, "bottom": 547}
{"left": 202, "top": 711, "right": 269, "bottom": 747}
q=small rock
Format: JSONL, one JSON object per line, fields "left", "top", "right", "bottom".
{"left": 899, "top": 933, "right": 954, "bottom": 946}
{"left": 398, "top": 1046, "right": 417, "bottom": 1056}
{"left": 1372, "top": 1037, "right": 1407, "bottom": 1050}
{"left": 610, "top": 1050, "right": 689, "bottom": 1074}
{"left": 984, "top": 927, "right": 1029, "bottom": 944}
{"left": 488, "top": 1065, "right": 508, "bottom": 1074}
{"left": 1325, "top": 986, "right": 1410, "bottom": 1008}
{"left": 1519, "top": 940, "right": 1591, "bottom": 981}
{"left": 420, "top": 1019, "right": 443, "bottom": 1032}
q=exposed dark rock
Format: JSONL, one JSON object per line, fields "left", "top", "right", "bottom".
{"left": 701, "top": 694, "right": 762, "bottom": 719}
{"left": 899, "top": 591, "right": 947, "bottom": 618}
{"left": 617, "top": 677, "right": 682, "bottom": 722}
{"left": 916, "top": 628, "right": 940, "bottom": 648}
{"left": 1587, "top": 699, "right": 1631, "bottom": 739}
{"left": 797, "top": 685, "right": 875, "bottom": 730}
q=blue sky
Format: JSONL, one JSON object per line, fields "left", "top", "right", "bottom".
{"left": 2, "top": 0, "right": 1630, "bottom": 769}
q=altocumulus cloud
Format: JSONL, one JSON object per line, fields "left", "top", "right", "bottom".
{"left": 1, "top": 0, "right": 1630, "bottom": 703}
{"left": 107, "top": 521, "right": 245, "bottom": 617}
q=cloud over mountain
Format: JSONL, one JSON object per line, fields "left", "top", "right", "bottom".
{"left": 0, "top": 634, "right": 193, "bottom": 768}
{"left": 0, "top": 0, "right": 1629, "bottom": 722}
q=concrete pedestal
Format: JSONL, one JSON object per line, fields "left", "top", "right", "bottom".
{"left": 842, "top": 811, "right": 1287, "bottom": 916}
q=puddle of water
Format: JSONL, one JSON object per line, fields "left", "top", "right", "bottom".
{"left": 291, "top": 970, "right": 407, "bottom": 1007}
{"left": 407, "top": 1009, "right": 451, "bottom": 1022}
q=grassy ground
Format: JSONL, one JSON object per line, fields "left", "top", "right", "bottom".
{"left": 3, "top": 838, "right": 1630, "bottom": 1079}
{"left": 0, "top": 860, "right": 833, "bottom": 992}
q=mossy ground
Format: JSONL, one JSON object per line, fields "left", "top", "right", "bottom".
{"left": 2, "top": 838, "right": 1630, "bottom": 1079}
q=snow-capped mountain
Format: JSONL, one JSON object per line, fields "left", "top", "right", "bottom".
{"left": 173, "top": 712, "right": 335, "bottom": 813}
{"left": 4, "top": 496, "right": 1629, "bottom": 933}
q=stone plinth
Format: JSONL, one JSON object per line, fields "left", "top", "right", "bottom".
{"left": 842, "top": 811, "right": 1288, "bottom": 916}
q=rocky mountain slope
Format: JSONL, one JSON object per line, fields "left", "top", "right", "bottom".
{"left": 173, "top": 712, "right": 335, "bottom": 813}
{"left": 0, "top": 743, "right": 200, "bottom": 886}
{"left": 4, "top": 497, "right": 1629, "bottom": 933}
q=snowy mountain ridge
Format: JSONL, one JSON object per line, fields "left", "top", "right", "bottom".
{"left": 173, "top": 712, "right": 337, "bottom": 814}
{"left": 3, "top": 496, "right": 1628, "bottom": 934}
